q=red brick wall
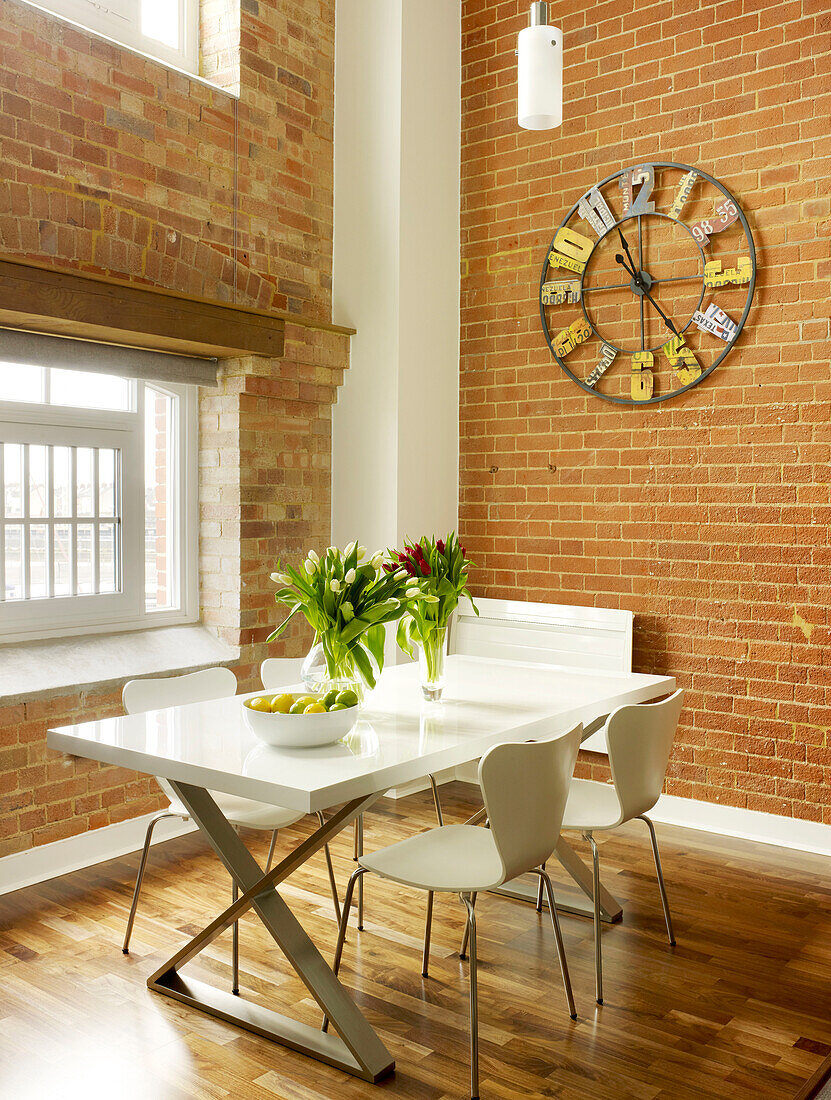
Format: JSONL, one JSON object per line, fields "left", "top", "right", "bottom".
{"left": 0, "top": 0, "right": 346, "bottom": 858}
{"left": 460, "top": 1, "right": 831, "bottom": 820}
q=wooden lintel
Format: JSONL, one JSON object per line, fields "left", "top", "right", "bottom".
{"left": 0, "top": 258, "right": 354, "bottom": 360}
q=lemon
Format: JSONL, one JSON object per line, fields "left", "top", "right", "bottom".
{"left": 327, "top": 702, "right": 347, "bottom": 711}
{"left": 294, "top": 695, "right": 317, "bottom": 709}
{"left": 289, "top": 701, "right": 307, "bottom": 714}
{"left": 304, "top": 701, "right": 327, "bottom": 714}
{"left": 336, "top": 689, "right": 358, "bottom": 709}
{"left": 270, "top": 693, "right": 294, "bottom": 714}
{"left": 247, "top": 695, "right": 273, "bottom": 713}
{"left": 323, "top": 689, "right": 340, "bottom": 709}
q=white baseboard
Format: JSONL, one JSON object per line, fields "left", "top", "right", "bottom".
{"left": 0, "top": 811, "right": 196, "bottom": 896}
{"left": 650, "top": 793, "right": 831, "bottom": 857}
{"left": 448, "top": 776, "right": 831, "bottom": 857}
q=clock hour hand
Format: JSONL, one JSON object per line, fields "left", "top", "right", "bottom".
{"left": 617, "top": 226, "right": 639, "bottom": 279}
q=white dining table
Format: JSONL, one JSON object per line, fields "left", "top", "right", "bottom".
{"left": 48, "top": 655, "right": 675, "bottom": 1084}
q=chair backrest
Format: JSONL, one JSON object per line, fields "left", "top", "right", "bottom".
{"left": 606, "top": 688, "right": 684, "bottom": 823}
{"left": 122, "top": 667, "right": 238, "bottom": 807}
{"left": 122, "top": 666, "right": 238, "bottom": 715}
{"left": 478, "top": 722, "right": 582, "bottom": 884}
{"left": 260, "top": 657, "right": 305, "bottom": 691}
{"left": 450, "top": 597, "right": 633, "bottom": 673}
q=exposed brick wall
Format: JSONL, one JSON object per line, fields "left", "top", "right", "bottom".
{"left": 460, "top": 0, "right": 831, "bottom": 820}
{"left": 0, "top": 0, "right": 347, "bottom": 857}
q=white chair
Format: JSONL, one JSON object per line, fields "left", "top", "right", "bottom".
{"left": 561, "top": 688, "right": 684, "bottom": 1005}
{"left": 327, "top": 723, "right": 583, "bottom": 1100}
{"left": 121, "top": 665, "right": 341, "bottom": 996}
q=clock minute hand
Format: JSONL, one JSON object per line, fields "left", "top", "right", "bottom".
{"left": 614, "top": 254, "right": 679, "bottom": 337}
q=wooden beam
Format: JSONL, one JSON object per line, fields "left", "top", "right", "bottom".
{"left": 0, "top": 258, "right": 291, "bottom": 358}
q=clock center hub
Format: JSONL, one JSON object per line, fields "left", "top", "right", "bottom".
{"left": 630, "top": 269, "right": 654, "bottom": 297}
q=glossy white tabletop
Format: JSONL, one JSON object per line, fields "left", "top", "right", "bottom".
{"left": 47, "top": 657, "right": 675, "bottom": 813}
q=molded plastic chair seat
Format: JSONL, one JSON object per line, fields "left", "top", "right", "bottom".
{"left": 169, "top": 791, "right": 304, "bottom": 832}
{"left": 360, "top": 824, "right": 505, "bottom": 894}
{"left": 562, "top": 779, "right": 624, "bottom": 832}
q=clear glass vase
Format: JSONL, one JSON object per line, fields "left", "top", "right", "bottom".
{"left": 418, "top": 626, "right": 448, "bottom": 702}
{"left": 301, "top": 640, "right": 365, "bottom": 705}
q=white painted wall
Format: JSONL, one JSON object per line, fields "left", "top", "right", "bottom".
{"left": 332, "top": 0, "right": 461, "bottom": 555}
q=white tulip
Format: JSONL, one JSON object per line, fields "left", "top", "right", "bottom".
{"left": 304, "top": 560, "right": 316, "bottom": 575}
{"left": 394, "top": 568, "right": 409, "bottom": 579}
{"left": 330, "top": 578, "right": 341, "bottom": 592}
{"left": 425, "top": 595, "right": 439, "bottom": 603}
{"left": 357, "top": 545, "right": 369, "bottom": 563}
{"left": 345, "top": 540, "right": 357, "bottom": 556}
{"left": 371, "top": 551, "right": 384, "bottom": 568}
{"left": 405, "top": 586, "right": 420, "bottom": 597}
{"left": 345, "top": 568, "right": 356, "bottom": 583}
{"left": 307, "top": 549, "right": 319, "bottom": 564}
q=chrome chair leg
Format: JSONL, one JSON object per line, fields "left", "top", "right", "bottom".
{"left": 356, "top": 814, "right": 365, "bottom": 930}
{"left": 428, "top": 773, "right": 444, "bottom": 826}
{"left": 122, "top": 810, "right": 180, "bottom": 954}
{"left": 231, "top": 877, "right": 240, "bottom": 994}
{"left": 265, "top": 829, "right": 278, "bottom": 873}
{"left": 536, "top": 869, "right": 577, "bottom": 1019}
{"left": 316, "top": 811, "right": 341, "bottom": 925}
{"left": 422, "top": 891, "right": 434, "bottom": 977}
{"left": 638, "top": 814, "right": 676, "bottom": 946}
{"left": 536, "top": 861, "right": 545, "bottom": 912}
{"left": 584, "top": 831, "right": 602, "bottom": 1004}
{"left": 460, "top": 891, "right": 477, "bottom": 958}
{"left": 460, "top": 893, "right": 479, "bottom": 1100}
{"left": 322, "top": 866, "right": 368, "bottom": 1033}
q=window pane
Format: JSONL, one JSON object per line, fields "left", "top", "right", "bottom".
{"left": 54, "top": 447, "right": 72, "bottom": 517}
{"left": 49, "top": 369, "right": 131, "bottom": 411}
{"left": 77, "top": 523, "right": 94, "bottom": 594}
{"left": 4, "top": 524, "right": 23, "bottom": 600}
{"left": 54, "top": 523, "right": 72, "bottom": 596}
{"left": 76, "top": 448, "right": 94, "bottom": 516}
{"left": 29, "top": 524, "right": 48, "bottom": 599}
{"left": 99, "top": 449, "right": 116, "bottom": 516}
{"left": 142, "top": 0, "right": 178, "bottom": 48}
{"left": 3, "top": 443, "right": 22, "bottom": 517}
{"left": 29, "top": 445, "right": 48, "bottom": 519}
{"left": 0, "top": 364, "right": 44, "bottom": 404}
{"left": 145, "top": 387, "right": 174, "bottom": 610}
{"left": 99, "top": 523, "right": 117, "bottom": 593}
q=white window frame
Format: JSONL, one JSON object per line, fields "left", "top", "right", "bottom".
{"left": 24, "top": 0, "right": 200, "bottom": 77}
{"left": 0, "top": 378, "right": 199, "bottom": 643}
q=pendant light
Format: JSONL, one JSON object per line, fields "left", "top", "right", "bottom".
{"left": 517, "top": 2, "right": 563, "bottom": 130}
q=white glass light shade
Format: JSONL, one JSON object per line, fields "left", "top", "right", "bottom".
{"left": 517, "top": 23, "right": 563, "bottom": 130}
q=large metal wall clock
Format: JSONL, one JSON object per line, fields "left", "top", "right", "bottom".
{"left": 539, "top": 162, "right": 757, "bottom": 404}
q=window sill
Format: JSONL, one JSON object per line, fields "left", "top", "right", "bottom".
{"left": 0, "top": 624, "right": 240, "bottom": 707}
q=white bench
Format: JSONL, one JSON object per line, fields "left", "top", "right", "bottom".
{"left": 450, "top": 597, "right": 634, "bottom": 755}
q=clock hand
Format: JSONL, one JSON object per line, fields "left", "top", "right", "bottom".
{"left": 617, "top": 226, "right": 640, "bottom": 279}
{"left": 614, "top": 254, "right": 679, "bottom": 336}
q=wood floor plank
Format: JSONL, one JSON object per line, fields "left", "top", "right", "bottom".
{"left": 0, "top": 781, "right": 829, "bottom": 1098}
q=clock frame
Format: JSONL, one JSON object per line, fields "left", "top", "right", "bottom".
{"left": 539, "top": 161, "right": 757, "bottom": 406}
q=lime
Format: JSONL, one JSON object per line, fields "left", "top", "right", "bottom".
{"left": 336, "top": 689, "right": 359, "bottom": 709}
{"left": 247, "top": 695, "right": 273, "bottom": 713}
{"left": 304, "top": 701, "right": 327, "bottom": 714}
{"left": 289, "top": 701, "right": 307, "bottom": 714}
{"left": 270, "top": 693, "right": 294, "bottom": 713}
{"left": 327, "top": 702, "right": 347, "bottom": 711}
{"left": 323, "top": 689, "right": 340, "bottom": 708}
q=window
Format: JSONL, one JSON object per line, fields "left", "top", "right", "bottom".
{"left": 0, "top": 365, "right": 197, "bottom": 642}
{"left": 26, "top": 0, "right": 199, "bottom": 75}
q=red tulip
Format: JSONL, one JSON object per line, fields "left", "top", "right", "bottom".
{"left": 436, "top": 539, "right": 446, "bottom": 555}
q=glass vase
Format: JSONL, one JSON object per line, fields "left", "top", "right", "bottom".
{"left": 418, "top": 626, "right": 448, "bottom": 702}
{"left": 301, "top": 640, "right": 365, "bottom": 705}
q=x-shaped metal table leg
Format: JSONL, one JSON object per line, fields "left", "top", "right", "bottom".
{"left": 146, "top": 782, "right": 394, "bottom": 1083}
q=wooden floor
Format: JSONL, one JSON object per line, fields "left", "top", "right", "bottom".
{"left": 2, "top": 782, "right": 830, "bottom": 1100}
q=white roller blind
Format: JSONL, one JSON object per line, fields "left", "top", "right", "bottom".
{"left": 0, "top": 329, "right": 218, "bottom": 387}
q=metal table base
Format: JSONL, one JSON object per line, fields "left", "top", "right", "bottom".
{"left": 147, "top": 782, "right": 394, "bottom": 1084}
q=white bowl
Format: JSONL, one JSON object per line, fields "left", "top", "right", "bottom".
{"left": 242, "top": 696, "right": 358, "bottom": 748}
